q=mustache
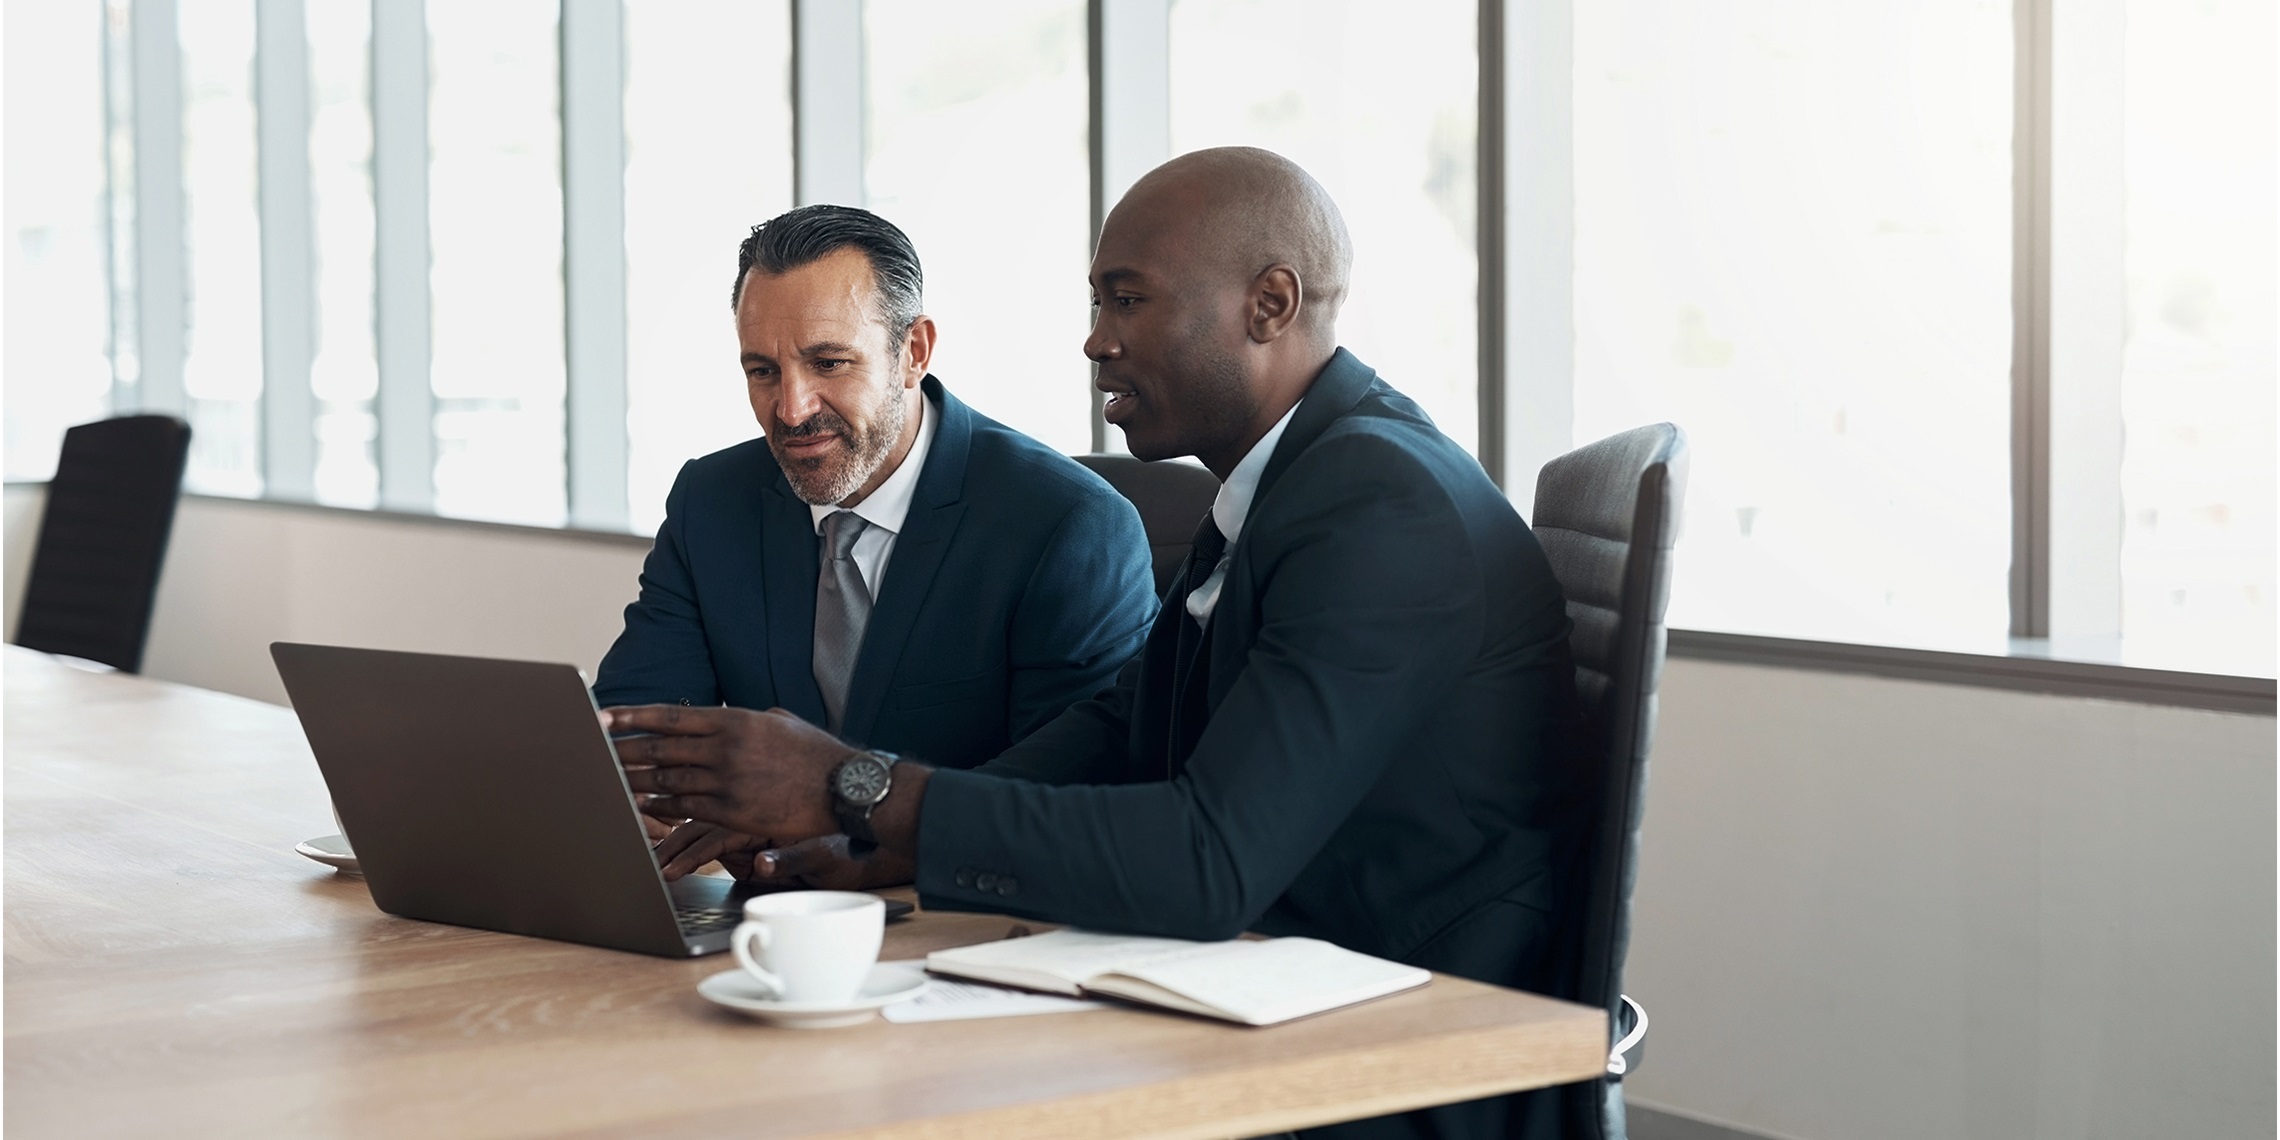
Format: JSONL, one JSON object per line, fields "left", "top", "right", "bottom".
{"left": 773, "top": 413, "right": 853, "bottom": 441}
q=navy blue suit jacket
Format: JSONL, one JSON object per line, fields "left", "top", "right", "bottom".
{"left": 915, "top": 348, "right": 1583, "bottom": 973}
{"left": 593, "top": 378, "right": 1158, "bottom": 769}
{"left": 911, "top": 353, "right": 1584, "bottom": 1138}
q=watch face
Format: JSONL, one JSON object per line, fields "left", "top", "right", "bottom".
{"left": 836, "top": 754, "right": 892, "bottom": 805}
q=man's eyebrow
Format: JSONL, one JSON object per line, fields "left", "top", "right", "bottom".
{"left": 799, "top": 341, "right": 859, "bottom": 357}
{"left": 1095, "top": 268, "right": 1144, "bottom": 289}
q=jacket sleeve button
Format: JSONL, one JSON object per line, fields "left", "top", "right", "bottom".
{"left": 974, "top": 872, "right": 999, "bottom": 892}
{"left": 953, "top": 867, "right": 975, "bottom": 889}
{"left": 995, "top": 877, "right": 1019, "bottom": 896}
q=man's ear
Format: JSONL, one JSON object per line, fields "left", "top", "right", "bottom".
{"left": 901, "top": 315, "right": 938, "bottom": 386}
{"left": 1247, "top": 265, "right": 1303, "bottom": 343}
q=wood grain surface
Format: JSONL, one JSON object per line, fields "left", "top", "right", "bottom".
{"left": 2, "top": 647, "right": 1606, "bottom": 1138}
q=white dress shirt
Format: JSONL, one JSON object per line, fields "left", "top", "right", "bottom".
{"left": 808, "top": 390, "right": 938, "bottom": 601}
{"left": 1185, "top": 404, "right": 1298, "bottom": 626}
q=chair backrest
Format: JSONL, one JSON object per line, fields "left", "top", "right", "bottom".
{"left": 1071, "top": 453, "right": 1221, "bottom": 595}
{"left": 14, "top": 415, "right": 193, "bottom": 672}
{"left": 1530, "top": 424, "right": 1687, "bottom": 1140}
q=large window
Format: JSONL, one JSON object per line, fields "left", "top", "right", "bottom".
{"left": 1, "top": 0, "right": 113, "bottom": 481}
{"left": 179, "top": 0, "right": 266, "bottom": 497}
{"left": 308, "top": 0, "right": 378, "bottom": 508}
{"left": 863, "top": 0, "right": 1093, "bottom": 454}
{"left": 1571, "top": 0, "right": 2014, "bottom": 646}
{"left": 8, "top": 0, "right": 2271, "bottom": 678}
{"left": 426, "top": 1, "right": 566, "bottom": 526}
{"left": 2117, "top": 0, "right": 2276, "bottom": 669}
{"left": 622, "top": 0, "right": 794, "bottom": 534}
{"left": 1168, "top": 0, "right": 1480, "bottom": 452}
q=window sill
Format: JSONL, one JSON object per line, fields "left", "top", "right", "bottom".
{"left": 1670, "top": 628, "right": 2275, "bottom": 716}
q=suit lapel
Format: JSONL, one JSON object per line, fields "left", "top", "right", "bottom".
{"left": 1177, "top": 349, "right": 1379, "bottom": 759}
{"left": 839, "top": 378, "right": 970, "bottom": 744}
{"left": 760, "top": 470, "right": 828, "bottom": 726}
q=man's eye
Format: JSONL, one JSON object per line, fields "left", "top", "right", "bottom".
{"left": 748, "top": 368, "right": 777, "bottom": 383}
{"left": 815, "top": 359, "right": 849, "bottom": 372}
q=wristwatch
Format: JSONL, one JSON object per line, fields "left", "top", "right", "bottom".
{"left": 829, "top": 750, "right": 897, "bottom": 846}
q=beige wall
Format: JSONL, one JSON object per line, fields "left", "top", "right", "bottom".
{"left": 3, "top": 484, "right": 646, "bottom": 703}
{"left": 1622, "top": 662, "right": 2275, "bottom": 1140}
{"left": 6, "top": 482, "right": 2273, "bottom": 1139}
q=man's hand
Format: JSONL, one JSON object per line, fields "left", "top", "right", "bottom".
{"left": 605, "top": 704, "right": 853, "bottom": 843}
{"left": 651, "top": 820, "right": 767, "bottom": 881}
{"left": 749, "top": 834, "right": 917, "bottom": 891}
{"left": 639, "top": 811, "right": 683, "bottom": 843}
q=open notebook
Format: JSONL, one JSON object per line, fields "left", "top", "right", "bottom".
{"left": 925, "top": 929, "right": 1431, "bottom": 1027}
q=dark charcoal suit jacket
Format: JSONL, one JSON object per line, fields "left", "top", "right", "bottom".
{"left": 912, "top": 350, "right": 1586, "bottom": 1140}
{"left": 593, "top": 377, "right": 1158, "bottom": 768}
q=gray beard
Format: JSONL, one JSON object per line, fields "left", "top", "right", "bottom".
{"left": 777, "top": 384, "right": 909, "bottom": 507}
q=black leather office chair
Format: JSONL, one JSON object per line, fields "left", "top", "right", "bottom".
{"left": 13, "top": 414, "right": 193, "bottom": 673}
{"left": 1072, "top": 453, "right": 1221, "bottom": 595}
{"left": 1531, "top": 424, "right": 1688, "bottom": 1140}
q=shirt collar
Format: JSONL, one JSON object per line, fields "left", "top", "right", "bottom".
{"left": 810, "top": 388, "right": 937, "bottom": 536}
{"left": 1210, "top": 403, "right": 1299, "bottom": 547}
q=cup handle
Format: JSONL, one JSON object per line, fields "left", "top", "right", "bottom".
{"left": 731, "top": 922, "right": 784, "bottom": 998}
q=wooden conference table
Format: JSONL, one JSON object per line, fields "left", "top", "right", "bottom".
{"left": 3, "top": 647, "right": 1605, "bottom": 1137}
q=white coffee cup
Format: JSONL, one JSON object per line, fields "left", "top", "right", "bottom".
{"left": 731, "top": 891, "right": 885, "bottom": 1004}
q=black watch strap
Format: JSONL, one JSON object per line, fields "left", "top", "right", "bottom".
{"left": 831, "top": 750, "right": 896, "bottom": 846}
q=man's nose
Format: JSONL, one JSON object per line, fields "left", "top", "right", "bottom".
{"left": 774, "top": 369, "right": 826, "bottom": 424}
{"left": 1083, "top": 316, "right": 1119, "bottom": 364}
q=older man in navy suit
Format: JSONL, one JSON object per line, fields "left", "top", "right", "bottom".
{"left": 599, "top": 205, "right": 1158, "bottom": 889}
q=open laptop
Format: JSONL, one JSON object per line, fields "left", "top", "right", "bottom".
{"left": 271, "top": 642, "right": 908, "bottom": 958}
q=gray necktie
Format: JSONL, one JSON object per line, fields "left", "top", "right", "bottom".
{"left": 812, "top": 510, "right": 871, "bottom": 733}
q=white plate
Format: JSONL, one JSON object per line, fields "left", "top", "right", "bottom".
{"left": 698, "top": 963, "right": 930, "bottom": 1029}
{"left": 295, "top": 834, "right": 361, "bottom": 877}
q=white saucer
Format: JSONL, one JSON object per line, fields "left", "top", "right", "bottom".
{"left": 698, "top": 963, "right": 929, "bottom": 1029}
{"left": 294, "top": 834, "right": 361, "bottom": 876}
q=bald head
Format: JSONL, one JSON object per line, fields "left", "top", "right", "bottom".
{"left": 1087, "top": 148, "right": 1354, "bottom": 476}
{"left": 1112, "top": 146, "right": 1354, "bottom": 337}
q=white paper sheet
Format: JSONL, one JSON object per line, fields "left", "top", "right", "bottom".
{"left": 877, "top": 961, "right": 1109, "bottom": 1023}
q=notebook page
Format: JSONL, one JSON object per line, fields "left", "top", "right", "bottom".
{"left": 927, "top": 929, "right": 1244, "bottom": 991}
{"left": 1091, "top": 937, "right": 1431, "bottom": 1026}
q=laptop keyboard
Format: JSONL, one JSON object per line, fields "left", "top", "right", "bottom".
{"left": 674, "top": 907, "right": 740, "bottom": 936}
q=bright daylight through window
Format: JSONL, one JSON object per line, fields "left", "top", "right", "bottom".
{"left": 622, "top": 0, "right": 793, "bottom": 535}
{"left": 3, "top": 0, "right": 2270, "bottom": 679}
{"left": 2117, "top": 0, "right": 2276, "bottom": 670}
{"left": 427, "top": 0, "right": 566, "bottom": 527}
{"left": 1169, "top": 0, "right": 1481, "bottom": 453}
{"left": 308, "top": 0, "right": 378, "bottom": 508}
{"left": 2, "top": 2, "right": 112, "bottom": 481}
{"left": 1572, "top": 0, "right": 2014, "bottom": 647}
{"left": 863, "top": 0, "right": 1093, "bottom": 456}
{"left": 179, "top": 0, "right": 265, "bottom": 497}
